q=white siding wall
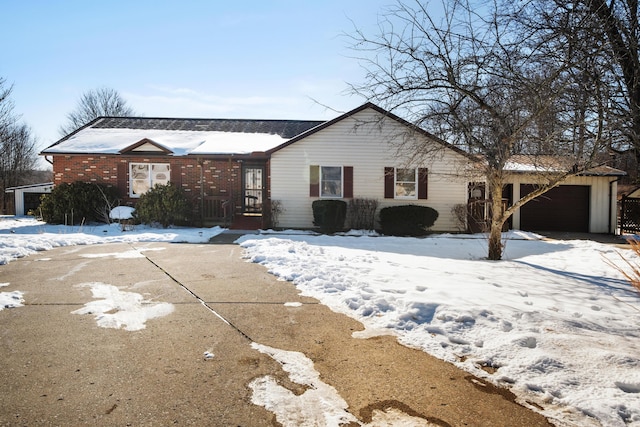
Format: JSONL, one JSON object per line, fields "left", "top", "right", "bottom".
{"left": 507, "top": 175, "right": 618, "bottom": 233}
{"left": 11, "top": 184, "right": 53, "bottom": 216}
{"left": 270, "top": 108, "right": 470, "bottom": 231}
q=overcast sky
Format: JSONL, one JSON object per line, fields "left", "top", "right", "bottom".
{"left": 2, "top": 0, "right": 395, "bottom": 155}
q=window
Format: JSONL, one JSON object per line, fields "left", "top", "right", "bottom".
{"left": 385, "top": 167, "right": 428, "bottom": 200}
{"left": 310, "top": 165, "right": 353, "bottom": 198}
{"left": 321, "top": 166, "right": 343, "bottom": 197}
{"left": 129, "top": 163, "right": 170, "bottom": 197}
{"left": 395, "top": 168, "right": 417, "bottom": 199}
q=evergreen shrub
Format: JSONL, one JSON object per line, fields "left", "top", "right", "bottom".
{"left": 133, "top": 183, "right": 192, "bottom": 228}
{"left": 39, "top": 182, "right": 118, "bottom": 224}
{"left": 347, "top": 198, "right": 378, "bottom": 230}
{"left": 379, "top": 205, "right": 439, "bottom": 236}
{"left": 312, "top": 199, "right": 347, "bottom": 233}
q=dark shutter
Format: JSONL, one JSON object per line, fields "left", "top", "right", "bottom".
{"left": 384, "top": 167, "right": 394, "bottom": 199}
{"left": 117, "top": 162, "right": 127, "bottom": 197}
{"left": 310, "top": 165, "right": 319, "bottom": 197}
{"left": 343, "top": 166, "right": 353, "bottom": 198}
{"left": 418, "top": 168, "right": 428, "bottom": 199}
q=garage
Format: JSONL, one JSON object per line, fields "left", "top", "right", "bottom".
{"left": 519, "top": 184, "right": 590, "bottom": 232}
{"left": 5, "top": 182, "right": 53, "bottom": 216}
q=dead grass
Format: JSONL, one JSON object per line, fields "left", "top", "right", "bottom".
{"left": 605, "top": 238, "right": 640, "bottom": 294}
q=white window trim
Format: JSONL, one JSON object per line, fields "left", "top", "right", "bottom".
{"left": 320, "top": 166, "right": 343, "bottom": 198}
{"left": 394, "top": 167, "right": 418, "bottom": 200}
{"left": 129, "top": 162, "right": 170, "bottom": 198}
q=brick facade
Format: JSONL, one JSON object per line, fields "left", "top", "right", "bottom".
{"left": 51, "top": 154, "right": 269, "bottom": 224}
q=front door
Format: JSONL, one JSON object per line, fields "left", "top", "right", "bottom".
{"left": 243, "top": 166, "right": 264, "bottom": 215}
{"left": 467, "top": 182, "right": 487, "bottom": 232}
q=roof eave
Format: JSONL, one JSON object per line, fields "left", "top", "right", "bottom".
{"left": 39, "top": 116, "right": 107, "bottom": 154}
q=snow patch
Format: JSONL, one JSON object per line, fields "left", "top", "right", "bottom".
{"left": 0, "top": 290, "right": 24, "bottom": 310}
{"left": 250, "top": 342, "right": 439, "bottom": 426}
{"left": 72, "top": 282, "right": 174, "bottom": 331}
{"left": 284, "top": 302, "right": 303, "bottom": 307}
{"left": 109, "top": 206, "right": 135, "bottom": 220}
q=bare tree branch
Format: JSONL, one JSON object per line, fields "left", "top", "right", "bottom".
{"left": 59, "top": 87, "right": 136, "bottom": 136}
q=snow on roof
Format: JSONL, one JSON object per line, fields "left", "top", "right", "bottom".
{"left": 503, "top": 160, "right": 563, "bottom": 172}
{"left": 41, "top": 128, "right": 289, "bottom": 155}
{"left": 504, "top": 155, "right": 568, "bottom": 172}
{"left": 40, "top": 116, "right": 324, "bottom": 156}
{"left": 504, "top": 155, "right": 626, "bottom": 176}
{"left": 191, "top": 132, "right": 288, "bottom": 155}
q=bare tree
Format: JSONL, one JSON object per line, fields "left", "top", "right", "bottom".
{"left": 347, "top": 0, "right": 609, "bottom": 260}
{"left": 577, "top": 0, "right": 640, "bottom": 176}
{"left": 59, "top": 87, "right": 135, "bottom": 136}
{"left": 0, "top": 77, "right": 13, "bottom": 136}
{"left": 0, "top": 77, "right": 39, "bottom": 213}
{"left": 513, "top": 0, "right": 635, "bottom": 173}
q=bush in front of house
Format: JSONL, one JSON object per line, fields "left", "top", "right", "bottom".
{"left": 379, "top": 205, "right": 439, "bottom": 236}
{"left": 347, "top": 198, "right": 378, "bottom": 230}
{"left": 133, "top": 183, "right": 192, "bottom": 228}
{"left": 38, "top": 181, "right": 119, "bottom": 225}
{"left": 312, "top": 199, "right": 347, "bottom": 233}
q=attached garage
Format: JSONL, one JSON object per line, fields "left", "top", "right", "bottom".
{"left": 519, "top": 184, "right": 590, "bottom": 232}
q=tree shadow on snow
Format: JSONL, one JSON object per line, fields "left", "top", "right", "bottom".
{"left": 513, "top": 260, "right": 636, "bottom": 296}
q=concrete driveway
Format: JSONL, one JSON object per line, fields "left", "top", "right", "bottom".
{"left": 0, "top": 241, "right": 552, "bottom": 426}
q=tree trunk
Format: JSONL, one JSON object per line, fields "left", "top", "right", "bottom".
{"left": 487, "top": 175, "right": 506, "bottom": 260}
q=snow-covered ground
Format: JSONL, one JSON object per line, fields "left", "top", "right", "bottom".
{"left": 238, "top": 231, "right": 640, "bottom": 427}
{"left": 1, "top": 216, "right": 639, "bottom": 426}
{"left": 0, "top": 215, "right": 224, "bottom": 266}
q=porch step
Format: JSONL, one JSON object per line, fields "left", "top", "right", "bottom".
{"left": 230, "top": 215, "right": 262, "bottom": 230}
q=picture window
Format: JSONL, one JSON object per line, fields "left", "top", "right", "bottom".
{"left": 129, "top": 163, "right": 170, "bottom": 197}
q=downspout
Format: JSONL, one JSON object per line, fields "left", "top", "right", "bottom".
{"left": 198, "top": 157, "right": 204, "bottom": 227}
{"left": 609, "top": 178, "right": 621, "bottom": 235}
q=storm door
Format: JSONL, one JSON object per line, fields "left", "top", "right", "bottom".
{"left": 243, "top": 166, "right": 264, "bottom": 215}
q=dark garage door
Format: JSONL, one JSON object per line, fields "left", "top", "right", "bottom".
{"left": 520, "top": 185, "right": 590, "bottom": 232}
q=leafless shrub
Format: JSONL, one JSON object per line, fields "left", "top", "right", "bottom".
{"left": 94, "top": 184, "right": 118, "bottom": 225}
{"left": 451, "top": 204, "right": 467, "bottom": 232}
{"left": 269, "top": 200, "right": 284, "bottom": 229}
{"left": 605, "top": 239, "right": 640, "bottom": 295}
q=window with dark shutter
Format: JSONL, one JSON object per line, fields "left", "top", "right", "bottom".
{"left": 384, "top": 167, "right": 428, "bottom": 200}
{"left": 311, "top": 166, "right": 352, "bottom": 198}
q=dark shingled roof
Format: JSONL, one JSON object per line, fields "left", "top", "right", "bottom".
{"left": 92, "top": 117, "right": 324, "bottom": 139}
